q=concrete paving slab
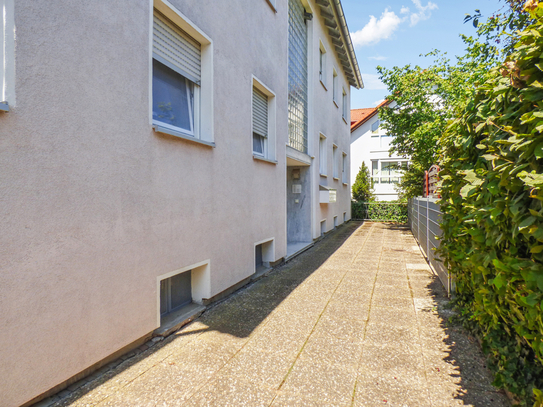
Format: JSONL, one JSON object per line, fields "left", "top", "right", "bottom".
{"left": 50, "top": 222, "right": 509, "bottom": 407}
{"left": 281, "top": 358, "right": 357, "bottom": 406}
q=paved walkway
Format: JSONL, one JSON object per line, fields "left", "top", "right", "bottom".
{"left": 53, "top": 222, "right": 509, "bottom": 407}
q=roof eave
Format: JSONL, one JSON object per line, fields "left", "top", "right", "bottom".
{"left": 317, "top": 0, "right": 363, "bottom": 89}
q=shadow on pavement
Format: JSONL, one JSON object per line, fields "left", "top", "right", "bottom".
{"left": 51, "top": 221, "right": 363, "bottom": 407}
{"left": 418, "top": 273, "right": 510, "bottom": 406}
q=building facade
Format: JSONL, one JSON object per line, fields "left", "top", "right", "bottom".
{"left": 350, "top": 102, "right": 408, "bottom": 201}
{"left": 0, "top": 0, "right": 361, "bottom": 405}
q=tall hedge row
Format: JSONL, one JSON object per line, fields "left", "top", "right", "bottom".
{"left": 439, "top": 12, "right": 543, "bottom": 406}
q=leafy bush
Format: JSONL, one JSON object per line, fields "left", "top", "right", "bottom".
{"left": 352, "top": 162, "right": 375, "bottom": 202}
{"left": 438, "top": 6, "right": 543, "bottom": 405}
{"left": 352, "top": 201, "right": 407, "bottom": 223}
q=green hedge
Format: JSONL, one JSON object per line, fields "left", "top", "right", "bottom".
{"left": 351, "top": 201, "right": 408, "bottom": 223}
{"left": 439, "top": 12, "right": 543, "bottom": 407}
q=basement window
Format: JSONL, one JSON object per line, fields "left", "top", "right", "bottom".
{"left": 160, "top": 270, "right": 192, "bottom": 320}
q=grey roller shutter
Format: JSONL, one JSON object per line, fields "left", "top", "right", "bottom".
{"left": 153, "top": 11, "right": 201, "bottom": 84}
{"left": 253, "top": 87, "right": 268, "bottom": 138}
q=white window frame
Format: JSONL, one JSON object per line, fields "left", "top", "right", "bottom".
{"left": 342, "top": 152, "right": 348, "bottom": 184}
{"left": 342, "top": 87, "right": 348, "bottom": 123}
{"left": 332, "top": 144, "right": 339, "bottom": 179}
{"left": 319, "top": 40, "right": 327, "bottom": 89}
{"left": 371, "top": 119, "right": 380, "bottom": 134}
{"left": 372, "top": 159, "right": 408, "bottom": 185}
{"left": 151, "top": 1, "right": 214, "bottom": 145}
{"left": 332, "top": 68, "right": 338, "bottom": 107}
{"left": 1, "top": 0, "right": 15, "bottom": 111}
{"left": 319, "top": 134, "right": 327, "bottom": 176}
{"left": 252, "top": 76, "right": 277, "bottom": 163}
{"left": 156, "top": 259, "right": 210, "bottom": 327}
{"left": 320, "top": 219, "right": 326, "bottom": 237}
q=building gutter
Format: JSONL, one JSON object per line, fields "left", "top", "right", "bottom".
{"left": 329, "top": 0, "right": 363, "bottom": 89}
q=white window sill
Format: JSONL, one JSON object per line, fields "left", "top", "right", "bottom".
{"left": 0, "top": 102, "right": 9, "bottom": 112}
{"left": 342, "top": 117, "right": 348, "bottom": 125}
{"left": 153, "top": 125, "right": 215, "bottom": 148}
{"left": 320, "top": 173, "right": 327, "bottom": 178}
{"left": 333, "top": 100, "right": 338, "bottom": 109}
{"left": 333, "top": 177, "right": 339, "bottom": 181}
{"left": 343, "top": 182, "right": 348, "bottom": 186}
{"left": 253, "top": 154, "right": 277, "bottom": 165}
{"left": 320, "top": 80, "right": 327, "bottom": 91}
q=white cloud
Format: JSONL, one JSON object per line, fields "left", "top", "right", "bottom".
{"left": 373, "top": 99, "right": 386, "bottom": 106}
{"left": 409, "top": 0, "right": 438, "bottom": 26}
{"left": 400, "top": 6, "right": 410, "bottom": 14}
{"left": 361, "top": 73, "right": 386, "bottom": 90}
{"left": 350, "top": 9, "right": 402, "bottom": 48}
{"left": 368, "top": 56, "right": 388, "bottom": 61}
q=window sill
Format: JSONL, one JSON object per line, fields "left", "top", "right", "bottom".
{"left": 253, "top": 155, "right": 277, "bottom": 165}
{"left": 342, "top": 116, "right": 348, "bottom": 125}
{"left": 0, "top": 102, "right": 9, "bottom": 112}
{"left": 320, "top": 173, "right": 327, "bottom": 178}
{"left": 320, "top": 80, "right": 327, "bottom": 91}
{"left": 153, "top": 125, "right": 215, "bottom": 148}
{"left": 333, "top": 177, "right": 339, "bottom": 181}
{"left": 343, "top": 182, "right": 348, "bottom": 186}
{"left": 333, "top": 100, "right": 338, "bottom": 109}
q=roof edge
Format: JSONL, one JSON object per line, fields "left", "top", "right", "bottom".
{"left": 330, "top": 0, "right": 363, "bottom": 89}
{"left": 350, "top": 100, "right": 390, "bottom": 133}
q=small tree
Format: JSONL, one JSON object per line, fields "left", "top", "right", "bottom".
{"left": 352, "top": 162, "right": 375, "bottom": 202}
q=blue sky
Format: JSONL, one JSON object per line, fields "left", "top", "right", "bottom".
{"left": 342, "top": 0, "right": 506, "bottom": 108}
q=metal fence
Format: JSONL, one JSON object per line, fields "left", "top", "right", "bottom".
{"left": 408, "top": 197, "right": 452, "bottom": 294}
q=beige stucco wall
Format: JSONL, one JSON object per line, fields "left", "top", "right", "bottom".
{"left": 0, "top": 0, "right": 358, "bottom": 405}
{"left": 0, "top": 1, "right": 289, "bottom": 405}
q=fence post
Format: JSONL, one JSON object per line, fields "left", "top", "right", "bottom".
{"left": 426, "top": 197, "right": 430, "bottom": 261}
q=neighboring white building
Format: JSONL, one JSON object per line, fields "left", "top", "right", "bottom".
{"left": 0, "top": 1, "right": 362, "bottom": 406}
{"left": 350, "top": 101, "right": 409, "bottom": 201}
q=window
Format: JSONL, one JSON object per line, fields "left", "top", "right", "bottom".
{"left": 160, "top": 271, "right": 192, "bottom": 319}
{"left": 252, "top": 77, "right": 276, "bottom": 162}
{"left": 372, "top": 161, "right": 379, "bottom": 185}
{"left": 288, "top": 0, "right": 309, "bottom": 153}
{"left": 151, "top": 3, "right": 213, "bottom": 144}
{"left": 320, "top": 220, "right": 326, "bottom": 237}
{"left": 319, "top": 41, "right": 327, "bottom": 88}
{"left": 342, "top": 153, "right": 347, "bottom": 184}
{"left": 371, "top": 160, "right": 408, "bottom": 185}
{"left": 255, "top": 239, "right": 274, "bottom": 273}
{"left": 371, "top": 119, "right": 380, "bottom": 134}
{"left": 332, "top": 145, "right": 339, "bottom": 179}
{"left": 153, "top": 11, "right": 200, "bottom": 137}
{"left": 333, "top": 216, "right": 338, "bottom": 228}
{"left": 332, "top": 69, "right": 338, "bottom": 106}
{"left": 253, "top": 86, "right": 268, "bottom": 156}
{"left": 342, "top": 88, "right": 347, "bottom": 121}
{"left": 1, "top": 0, "right": 14, "bottom": 111}
{"left": 319, "top": 135, "right": 327, "bottom": 176}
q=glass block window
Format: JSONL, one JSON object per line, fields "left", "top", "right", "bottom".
{"left": 288, "top": 0, "right": 308, "bottom": 153}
